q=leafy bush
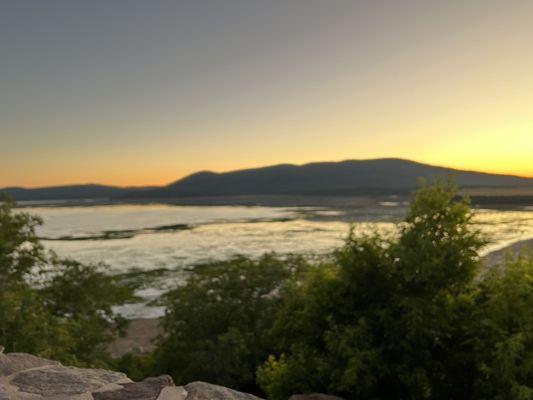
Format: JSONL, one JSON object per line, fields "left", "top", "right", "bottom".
{"left": 257, "top": 181, "right": 532, "bottom": 399}
{"left": 471, "top": 255, "right": 533, "bottom": 399}
{"left": 0, "top": 197, "right": 134, "bottom": 367}
{"left": 114, "top": 351, "right": 156, "bottom": 382}
{"left": 154, "top": 255, "right": 309, "bottom": 394}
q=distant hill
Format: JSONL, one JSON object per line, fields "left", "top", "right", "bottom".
{"left": 2, "top": 159, "right": 532, "bottom": 201}
{"left": 129, "top": 158, "right": 533, "bottom": 198}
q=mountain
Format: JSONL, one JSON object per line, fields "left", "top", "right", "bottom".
{"left": 129, "top": 158, "right": 533, "bottom": 198}
{"left": 2, "top": 159, "right": 532, "bottom": 201}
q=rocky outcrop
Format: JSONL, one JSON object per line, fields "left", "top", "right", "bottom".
{"left": 92, "top": 376, "right": 175, "bottom": 400}
{"left": 0, "top": 352, "right": 263, "bottom": 400}
{"left": 184, "top": 382, "right": 261, "bottom": 400}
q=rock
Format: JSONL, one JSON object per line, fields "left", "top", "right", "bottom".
{"left": 289, "top": 395, "right": 344, "bottom": 400}
{"left": 10, "top": 365, "right": 129, "bottom": 397}
{"left": 0, "top": 353, "right": 130, "bottom": 400}
{"left": 156, "top": 386, "right": 188, "bottom": 400}
{"left": 93, "top": 375, "right": 174, "bottom": 400}
{"left": 0, "top": 353, "right": 59, "bottom": 377}
{"left": 0, "top": 352, "right": 264, "bottom": 400}
{"left": 184, "top": 381, "right": 263, "bottom": 400}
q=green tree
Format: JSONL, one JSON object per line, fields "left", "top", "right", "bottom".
{"left": 0, "top": 197, "right": 45, "bottom": 282}
{"left": 257, "top": 181, "right": 508, "bottom": 399}
{"left": 40, "top": 258, "right": 133, "bottom": 366}
{"left": 154, "top": 255, "right": 309, "bottom": 394}
{"left": 471, "top": 255, "right": 533, "bottom": 399}
{"left": 0, "top": 197, "right": 134, "bottom": 367}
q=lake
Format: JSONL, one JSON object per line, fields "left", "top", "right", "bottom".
{"left": 19, "top": 201, "right": 533, "bottom": 318}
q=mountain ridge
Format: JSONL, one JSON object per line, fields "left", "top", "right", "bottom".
{"left": 2, "top": 158, "right": 533, "bottom": 201}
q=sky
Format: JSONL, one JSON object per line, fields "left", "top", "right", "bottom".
{"left": 1, "top": 0, "right": 532, "bottom": 188}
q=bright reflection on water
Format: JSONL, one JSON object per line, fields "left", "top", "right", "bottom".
{"left": 20, "top": 203, "right": 533, "bottom": 318}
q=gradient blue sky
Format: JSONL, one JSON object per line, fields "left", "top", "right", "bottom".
{"left": 1, "top": 1, "right": 532, "bottom": 187}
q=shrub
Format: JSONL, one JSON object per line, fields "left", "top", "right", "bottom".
{"left": 258, "top": 181, "right": 532, "bottom": 399}
{"left": 0, "top": 197, "right": 134, "bottom": 367}
{"left": 154, "top": 255, "right": 309, "bottom": 394}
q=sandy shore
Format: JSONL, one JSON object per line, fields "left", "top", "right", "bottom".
{"left": 110, "top": 238, "right": 533, "bottom": 358}
{"left": 483, "top": 238, "right": 533, "bottom": 268}
{"left": 109, "top": 317, "right": 163, "bottom": 358}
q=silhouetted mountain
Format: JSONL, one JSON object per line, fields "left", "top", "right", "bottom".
{"left": 3, "top": 159, "right": 532, "bottom": 201}
{"left": 129, "top": 158, "right": 533, "bottom": 198}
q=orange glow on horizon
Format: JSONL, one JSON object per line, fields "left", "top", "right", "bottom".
{"left": 6, "top": 156, "right": 532, "bottom": 189}
{"left": 1, "top": 2, "right": 532, "bottom": 189}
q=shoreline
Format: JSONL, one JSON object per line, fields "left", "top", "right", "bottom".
{"left": 483, "top": 237, "right": 533, "bottom": 268}
{"left": 14, "top": 192, "right": 533, "bottom": 210}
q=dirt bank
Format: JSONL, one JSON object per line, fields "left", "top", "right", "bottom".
{"left": 109, "top": 318, "right": 163, "bottom": 358}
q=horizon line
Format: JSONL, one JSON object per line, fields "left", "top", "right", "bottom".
{"left": 3, "top": 157, "right": 533, "bottom": 190}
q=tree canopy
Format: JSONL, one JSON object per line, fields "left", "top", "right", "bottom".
{"left": 257, "top": 182, "right": 532, "bottom": 399}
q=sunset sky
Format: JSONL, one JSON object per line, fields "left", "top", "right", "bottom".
{"left": 1, "top": 1, "right": 532, "bottom": 188}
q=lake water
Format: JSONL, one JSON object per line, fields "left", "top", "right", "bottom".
{"left": 19, "top": 202, "right": 533, "bottom": 318}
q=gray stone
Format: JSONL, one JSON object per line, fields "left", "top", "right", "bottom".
{"left": 10, "top": 365, "right": 128, "bottom": 397}
{"left": 0, "top": 352, "right": 267, "bottom": 400}
{"left": 156, "top": 386, "right": 188, "bottom": 400}
{"left": 184, "top": 382, "right": 263, "bottom": 400}
{"left": 0, "top": 354, "right": 59, "bottom": 378}
{"left": 93, "top": 375, "right": 174, "bottom": 400}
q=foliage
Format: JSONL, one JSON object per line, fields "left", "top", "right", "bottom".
{"left": 0, "top": 197, "right": 134, "bottom": 367}
{"left": 2, "top": 182, "right": 532, "bottom": 400}
{"left": 154, "top": 255, "right": 310, "bottom": 394}
{"left": 471, "top": 255, "right": 533, "bottom": 399}
{"left": 114, "top": 352, "right": 156, "bottom": 382}
{"left": 258, "top": 181, "right": 532, "bottom": 400}
{"left": 39, "top": 258, "right": 134, "bottom": 366}
{"left": 0, "top": 197, "right": 45, "bottom": 282}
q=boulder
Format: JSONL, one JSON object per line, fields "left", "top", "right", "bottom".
{"left": 92, "top": 375, "right": 174, "bottom": 400}
{"left": 156, "top": 386, "right": 188, "bottom": 400}
{"left": 184, "top": 382, "right": 262, "bottom": 400}
{"left": 10, "top": 365, "right": 129, "bottom": 397}
{"left": 0, "top": 354, "right": 59, "bottom": 377}
{"left": 0, "top": 352, "right": 129, "bottom": 400}
{"left": 0, "top": 352, "right": 264, "bottom": 400}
